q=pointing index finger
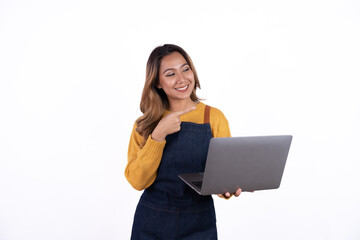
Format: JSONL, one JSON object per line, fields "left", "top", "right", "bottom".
{"left": 176, "top": 106, "right": 196, "bottom": 116}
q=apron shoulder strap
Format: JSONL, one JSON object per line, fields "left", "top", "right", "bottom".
{"left": 204, "top": 105, "right": 211, "bottom": 124}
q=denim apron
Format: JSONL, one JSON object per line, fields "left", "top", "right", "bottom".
{"left": 131, "top": 106, "right": 217, "bottom": 240}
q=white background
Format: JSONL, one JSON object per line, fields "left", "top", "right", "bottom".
{"left": 1, "top": 0, "right": 359, "bottom": 239}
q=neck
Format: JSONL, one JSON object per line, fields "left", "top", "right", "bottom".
{"left": 168, "top": 99, "right": 197, "bottom": 112}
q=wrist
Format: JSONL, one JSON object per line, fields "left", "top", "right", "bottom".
{"left": 151, "top": 130, "right": 165, "bottom": 142}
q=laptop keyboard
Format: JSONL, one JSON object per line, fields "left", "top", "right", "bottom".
{"left": 192, "top": 181, "right": 203, "bottom": 189}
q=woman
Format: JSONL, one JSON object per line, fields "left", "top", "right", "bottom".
{"left": 125, "top": 44, "right": 241, "bottom": 239}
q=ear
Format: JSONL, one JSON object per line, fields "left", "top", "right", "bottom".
{"left": 156, "top": 83, "right": 162, "bottom": 89}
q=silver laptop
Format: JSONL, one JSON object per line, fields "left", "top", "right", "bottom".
{"left": 178, "top": 135, "right": 292, "bottom": 195}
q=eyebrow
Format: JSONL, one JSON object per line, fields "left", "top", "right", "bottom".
{"left": 163, "top": 63, "right": 189, "bottom": 74}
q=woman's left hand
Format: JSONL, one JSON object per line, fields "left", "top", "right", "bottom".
{"left": 218, "top": 188, "right": 242, "bottom": 199}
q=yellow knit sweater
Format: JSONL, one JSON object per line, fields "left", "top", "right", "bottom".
{"left": 125, "top": 102, "right": 231, "bottom": 191}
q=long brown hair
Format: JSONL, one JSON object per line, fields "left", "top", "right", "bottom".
{"left": 135, "top": 44, "right": 201, "bottom": 143}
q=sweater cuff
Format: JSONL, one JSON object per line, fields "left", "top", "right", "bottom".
{"left": 141, "top": 135, "right": 166, "bottom": 158}
{"left": 218, "top": 193, "right": 234, "bottom": 200}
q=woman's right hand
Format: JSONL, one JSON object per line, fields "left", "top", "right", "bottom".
{"left": 151, "top": 107, "right": 196, "bottom": 142}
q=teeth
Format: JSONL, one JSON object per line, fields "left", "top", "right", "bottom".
{"left": 176, "top": 85, "right": 188, "bottom": 90}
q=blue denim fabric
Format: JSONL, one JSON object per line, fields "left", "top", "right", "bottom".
{"left": 131, "top": 122, "right": 217, "bottom": 240}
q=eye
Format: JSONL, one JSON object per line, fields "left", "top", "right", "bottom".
{"left": 165, "top": 72, "right": 175, "bottom": 77}
{"left": 183, "top": 67, "right": 190, "bottom": 72}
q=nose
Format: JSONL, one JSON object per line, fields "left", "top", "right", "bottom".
{"left": 176, "top": 71, "right": 186, "bottom": 84}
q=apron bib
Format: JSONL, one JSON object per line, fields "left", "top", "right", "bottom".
{"left": 131, "top": 105, "right": 217, "bottom": 240}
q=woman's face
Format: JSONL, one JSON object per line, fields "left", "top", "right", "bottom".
{"left": 157, "top": 51, "right": 195, "bottom": 104}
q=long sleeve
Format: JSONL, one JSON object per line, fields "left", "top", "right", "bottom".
{"left": 209, "top": 107, "right": 231, "bottom": 138}
{"left": 125, "top": 123, "right": 166, "bottom": 191}
{"left": 208, "top": 107, "right": 235, "bottom": 199}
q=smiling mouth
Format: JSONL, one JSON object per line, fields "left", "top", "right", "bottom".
{"left": 175, "top": 85, "right": 189, "bottom": 91}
